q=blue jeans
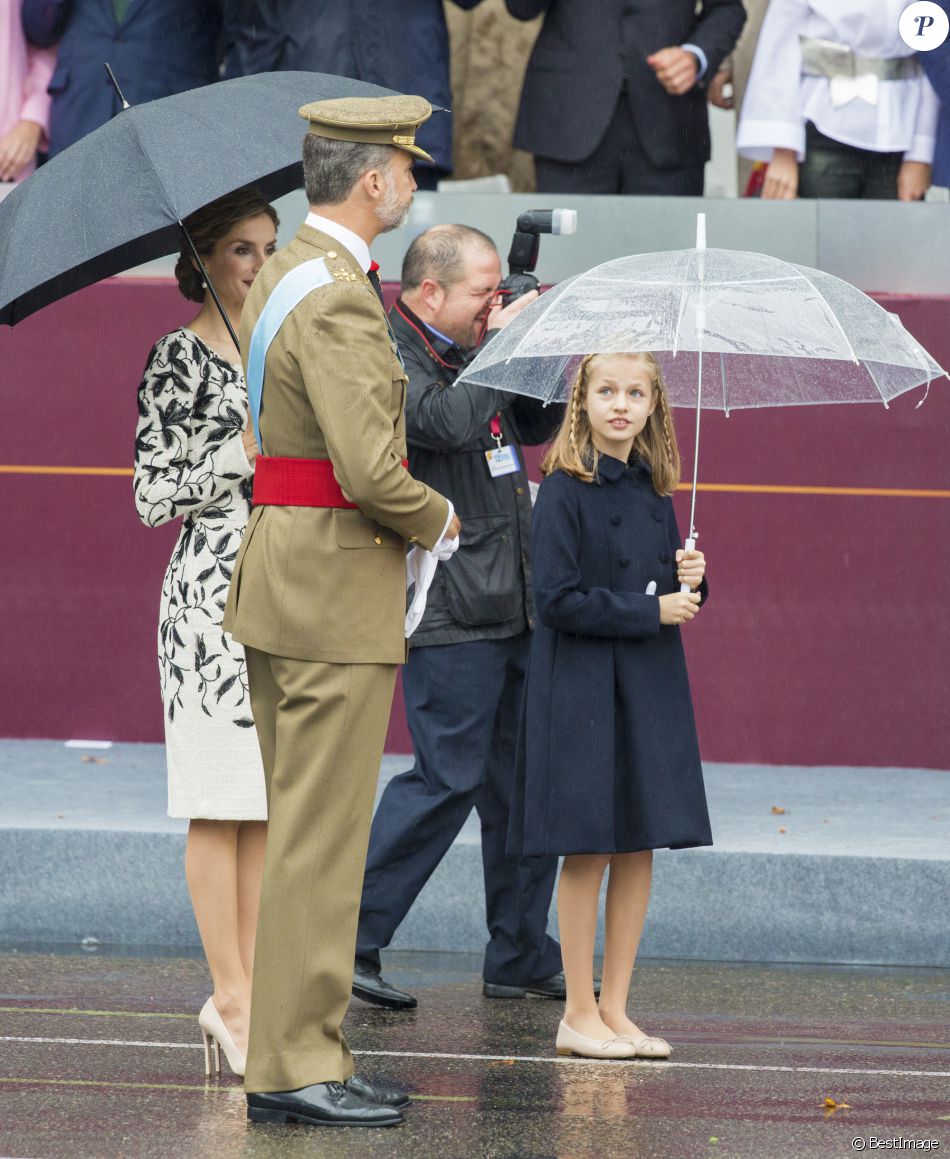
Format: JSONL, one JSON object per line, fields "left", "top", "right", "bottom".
{"left": 356, "top": 633, "right": 562, "bottom": 985}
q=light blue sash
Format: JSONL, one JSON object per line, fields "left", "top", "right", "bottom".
{"left": 245, "top": 258, "right": 334, "bottom": 452}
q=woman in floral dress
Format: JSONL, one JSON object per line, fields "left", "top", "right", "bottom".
{"left": 134, "top": 188, "right": 278, "bottom": 1076}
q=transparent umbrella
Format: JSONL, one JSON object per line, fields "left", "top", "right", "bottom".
{"left": 457, "top": 216, "right": 947, "bottom": 587}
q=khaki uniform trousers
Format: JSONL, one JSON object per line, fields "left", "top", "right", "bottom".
{"left": 243, "top": 646, "right": 397, "bottom": 1093}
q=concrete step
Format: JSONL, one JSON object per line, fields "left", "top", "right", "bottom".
{"left": 1, "top": 741, "right": 947, "bottom": 966}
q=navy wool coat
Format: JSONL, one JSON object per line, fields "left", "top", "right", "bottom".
{"left": 508, "top": 455, "right": 713, "bottom": 857}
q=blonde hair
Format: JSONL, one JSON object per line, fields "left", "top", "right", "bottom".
{"left": 540, "top": 352, "right": 681, "bottom": 496}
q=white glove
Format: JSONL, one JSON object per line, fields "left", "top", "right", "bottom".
{"left": 405, "top": 503, "right": 460, "bottom": 638}
{"left": 432, "top": 533, "right": 459, "bottom": 562}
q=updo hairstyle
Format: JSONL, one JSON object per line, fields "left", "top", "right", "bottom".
{"left": 174, "top": 187, "right": 278, "bottom": 303}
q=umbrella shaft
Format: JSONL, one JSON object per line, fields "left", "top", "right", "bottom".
{"left": 179, "top": 223, "right": 240, "bottom": 350}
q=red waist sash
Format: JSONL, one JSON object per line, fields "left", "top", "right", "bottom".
{"left": 252, "top": 456, "right": 407, "bottom": 508}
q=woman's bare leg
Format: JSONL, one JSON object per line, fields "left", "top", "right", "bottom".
{"left": 557, "top": 853, "right": 616, "bottom": 1039}
{"left": 185, "top": 819, "right": 253, "bottom": 1054}
{"left": 236, "top": 820, "right": 267, "bottom": 978}
{"left": 598, "top": 849, "right": 654, "bottom": 1038}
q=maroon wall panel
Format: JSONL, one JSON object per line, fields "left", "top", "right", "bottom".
{"left": 0, "top": 281, "right": 948, "bottom": 767}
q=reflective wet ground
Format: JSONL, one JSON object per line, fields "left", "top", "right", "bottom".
{"left": 1, "top": 947, "right": 948, "bottom": 1159}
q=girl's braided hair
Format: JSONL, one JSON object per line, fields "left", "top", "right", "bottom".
{"left": 539, "top": 352, "right": 681, "bottom": 495}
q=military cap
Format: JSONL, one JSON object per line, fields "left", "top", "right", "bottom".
{"left": 298, "top": 95, "right": 434, "bottom": 163}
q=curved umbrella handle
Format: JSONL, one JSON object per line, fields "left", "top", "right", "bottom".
{"left": 680, "top": 536, "right": 696, "bottom": 595}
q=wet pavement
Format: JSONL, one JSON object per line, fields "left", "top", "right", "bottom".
{"left": 1, "top": 948, "right": 948, "bottom": 1158}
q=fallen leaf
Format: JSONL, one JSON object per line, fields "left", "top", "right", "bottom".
{"left": 709, "top": 1137, "right": 719, "bottom": 1144}
{"left": 778, "top": 827, "right": 787, "bottom": 834}
{"left": 822, "top": 1097, "right": 851, "bottom": 1117}
{"left": 771, "top": 806, "right": 786, "bottom": 815}
{"left": 55, "top": 813, "right": 64, "bottom": 819}
{"left": 80, "top": 755, "right": 107, "bottom": 765}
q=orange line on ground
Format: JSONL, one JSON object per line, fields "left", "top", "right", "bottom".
{"left": 0, "top": 466, "right": 947, "bottom": 498}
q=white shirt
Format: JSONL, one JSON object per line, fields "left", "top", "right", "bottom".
{"left": 736, "top": 0, "right": 938, "bottom": 163}
{"left": 304, "top": 210, "right": 372, "bottom": 272}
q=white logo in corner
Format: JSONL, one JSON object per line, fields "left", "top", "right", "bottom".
{"left": 900, "top": 2, "right": 950, "bottom": 50}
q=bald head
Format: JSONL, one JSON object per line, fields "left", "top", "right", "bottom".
{"left": 401, "top": 224, "right": 497, "bottom": 292}
{"left": 400, "top": 224, "right": 502, "bottom": 350}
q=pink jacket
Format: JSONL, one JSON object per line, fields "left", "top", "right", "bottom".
{"left": 1, "top": 0, "right": 56, "bottom": 181}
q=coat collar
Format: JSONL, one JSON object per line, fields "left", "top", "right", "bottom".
{"left": 595, "top": 451, "right": 651, "bottom": 484}
{"left": 392, "top": 298, "right": 467, "bottom": 369}
{"left": 297, "top": 217, "right": 370, "bottom": 273}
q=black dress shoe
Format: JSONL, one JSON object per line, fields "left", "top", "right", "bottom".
{"left": 483, "top": 971, "right": 601, "bottom": 1000}
{"left": 246, "top": 1081, "right": 404, "bottom": 1127}
{"left": 346, "top": 1074, "right": 411, "bottom": 1110}
{"left": 352, "top": 963, "right": 417, "bottom": 1010}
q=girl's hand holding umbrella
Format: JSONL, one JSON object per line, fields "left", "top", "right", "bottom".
{"left": 659, "top": 591, "right": 701, "bottom": 626}
{"left": 676, "top": 548, "right": 705, "bottom": 591}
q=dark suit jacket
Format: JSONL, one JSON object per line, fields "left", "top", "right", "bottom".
{"left": 22, "top": 0, "right": 221, "bottom": 157}
{"left": 506, "top": 0, "right": 745, "bottom": 168}
{"left": 222, "top": 0, "right": 484, "bottom": 174}
{"left": 920, "top": 0, "right": 950, "bottom": 187}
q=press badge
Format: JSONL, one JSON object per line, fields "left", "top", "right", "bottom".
{"left": 485, "top": 444, "right": 520, "bottom": 478}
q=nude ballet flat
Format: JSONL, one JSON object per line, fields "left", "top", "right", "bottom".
{"left": 615, "top": 1032, "right": 672, "bottom": 1059}
{"left": 198, "top": 997, "right": 246, "bottom": 1078}
{"left": 555, "top": 1020, "right": 637, "bottom": 1060}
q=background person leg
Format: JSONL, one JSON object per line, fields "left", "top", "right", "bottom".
{"left": 356, "top": 640, "right": 508, "bottom": 970}
{"left": 478, "top": 634, "right": 561, "bottom": 987}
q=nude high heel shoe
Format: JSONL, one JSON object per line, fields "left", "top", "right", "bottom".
{"left": 555, "top": 1020, "right": 637, "bottom": 1060}
{"left": 198, "top": 997, "right": 246, "bottom": 1078}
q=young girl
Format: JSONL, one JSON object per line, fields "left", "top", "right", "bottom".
{"left": 508, "top": 351, "right": 712, "bottom": 1061}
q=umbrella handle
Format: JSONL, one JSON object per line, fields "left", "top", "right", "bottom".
{"left": 680, "top": 536, "right": 696, "bottom": 595}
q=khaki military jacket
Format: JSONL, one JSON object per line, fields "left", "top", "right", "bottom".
{"left": 223, "top": 224, "right": 450, "bottom": 664}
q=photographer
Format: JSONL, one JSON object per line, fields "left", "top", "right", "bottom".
{"left": 354, "top": 224, "right": 565, "bottom": 1009}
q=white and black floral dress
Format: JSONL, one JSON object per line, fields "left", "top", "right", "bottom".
{"left": 134, "top": 329, "right": 266, "bottom": 820}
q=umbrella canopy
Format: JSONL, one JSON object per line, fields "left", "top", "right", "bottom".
{"left": 457, "top": 247, "right": 947, "bottom": 412}
{"left": 0, "top": 70, "right": 396, "bottom": 326}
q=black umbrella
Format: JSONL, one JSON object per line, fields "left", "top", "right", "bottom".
{"left": 0, "top": 69, "right": 397, "bottom": 333}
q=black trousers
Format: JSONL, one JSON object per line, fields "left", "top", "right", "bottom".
{"left": 798, "top": 121, "right": 902, "bottom": 200}
{"left": 535, "top": 93, "right": 705, "bottom": 196}
{"left": 356, "top": 633, "right": 562, "bottom": 985}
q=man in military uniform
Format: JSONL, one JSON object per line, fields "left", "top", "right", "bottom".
{"left": 223, "top": 95, "right": 458, "bottom": 1129}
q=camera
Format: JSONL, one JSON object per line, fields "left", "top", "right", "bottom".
{"left": 497, "top": 209, "right": 578, "bottom": 302}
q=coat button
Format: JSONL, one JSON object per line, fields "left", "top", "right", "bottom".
{"left": 375, "top": 535, "right": 382, "bottom": 545}
{"left": 619, "top": 557, "right": 630, "bottom": 568}
{"left": 610, "top": 514, "right": 621, "bottom": 526}
{"left": 659, "top": 551, "right": 670, "bottom": 564}
{"left": 653, "top": 511, "right": 664, "bottom": 522}
{"left": 516, "top": 486, "right": 525, "bottom": 496}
